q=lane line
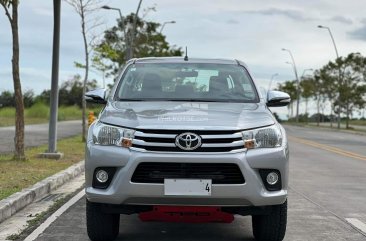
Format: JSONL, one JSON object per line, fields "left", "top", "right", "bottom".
{"left": 288, "top": 136, "right": 366, "bottom": 161}
{"left": 24, "top": 189, "right": 85, "bottom": 241}
{"left": 346, "top": 218, "right": 366, "bottom": 235}
{"left": 289, "top": 136, "right": 366, "bottom": 158}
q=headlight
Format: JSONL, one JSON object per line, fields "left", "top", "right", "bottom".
{"left": 242, "top": 125, "right": 282, "bottom": 149}
{"left": 92, "top": 122, "right": 135, "bottom": 147}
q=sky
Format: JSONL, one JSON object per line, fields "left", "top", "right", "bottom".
{"left": 1, "top": 0, "right": 366, "bottom": 118}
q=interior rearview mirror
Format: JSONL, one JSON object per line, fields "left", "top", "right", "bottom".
{"left": 176, "top": 70, "right": 198, "bottom": 78}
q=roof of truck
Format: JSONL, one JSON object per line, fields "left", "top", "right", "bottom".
{"left": 132, "top": 57, "right": 244, "bottom": 65}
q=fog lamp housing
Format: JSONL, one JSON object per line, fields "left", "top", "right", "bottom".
{"left": 259, "top": 169, "right": 282, "bottom": 191}
{"left": 266, "top": 172, "right": 279, "bottom": 185}
{"left": 96, "top": 170, "right": 108, "bottom": 183}
{"left": 92, "top": 167, "right": 117, "bottom": 189}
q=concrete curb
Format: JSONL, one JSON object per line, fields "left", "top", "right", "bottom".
{"left": 0, "top": 160, "right": 85, "bottom": 224}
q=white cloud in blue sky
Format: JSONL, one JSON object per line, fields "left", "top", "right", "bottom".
{"left": 1, "top": 0, "right": 366, "bottom": 117}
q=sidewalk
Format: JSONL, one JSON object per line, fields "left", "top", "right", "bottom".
{"left": 284, "top": 122, "right": 366, "bottom": 136}
{"left": 310, "top": 122, "right": 366, "bottom": 132}
{"left": 307, "top": 123, "right": 366, "bottom": 135}
{"left": 0, "top": 161, "right": 84, "bottom": 224}
{"left": 0, "top": 168, "right": 85, "bottom": 240}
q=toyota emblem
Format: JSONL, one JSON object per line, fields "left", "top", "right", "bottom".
{"left": 175, "top": 132, "right": 202, "bottom": 151}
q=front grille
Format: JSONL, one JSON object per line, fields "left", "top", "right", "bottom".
{"left": 131, "top": 163, "right": 245, "bottom": 184}
{"left": 131, "top": 129, "right": 245, "bottom": 152}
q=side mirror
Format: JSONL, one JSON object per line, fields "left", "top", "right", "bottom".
{"left": 267, "top": 90, "right": 291, "bottom": 107}
{"left": 85, "top": 89, "right": 107, "bottom": 104}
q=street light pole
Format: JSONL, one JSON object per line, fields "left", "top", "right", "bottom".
{"left": 268, "top": 73, "right": 279, "bottom": 91}
{"left": 49, "top": 0, "right": 61, "bottom": 153}
{"left": 301, "top": 69, "right": 313, "bottom": 79}
{"left": 160, "top": 21, "right": 176, "bottom": 33}
{"left": 101, "top": 5, "right": 128, "bottom": 61}
{"left": 101, "top": 5, "right": 122, "bottom": 20}
{"left": 282, "top": 48, "right": 300, "bottom": 122}
{"left": 318, "top": 25, "right": 339, "bottom": 59}
{"left": 318, "top": 25, "right": 341, "bottom": 129}
{"left": 129, "top": 0, "right": 143, "bottom": 60}
{"left": 103, "top": 0, "right": 143, "bottom": 60}
{"left": 41, "top": 0, "right": 63, "bottom": 159}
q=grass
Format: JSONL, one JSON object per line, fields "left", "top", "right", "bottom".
{"left": 348, "top": 120, "right": 366, "bottom": 126}
{"left": 0, "top": 104, "right": 102, "bottom": 127}
{"left": 0, "top": 135, "right": 85, "bottom": 200}
{"left": 285, "top": 121, "right": 366, "bottom": 134}
{"left": 26, "top": 102, "right": 49, "bottom": 118}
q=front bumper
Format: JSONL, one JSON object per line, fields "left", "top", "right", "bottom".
{"left": 85, "top": 142, "right": 289, "bottom": 207}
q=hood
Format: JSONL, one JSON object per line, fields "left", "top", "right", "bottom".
{"left": 99, "top": 101, "right": 275, "bottom": 130}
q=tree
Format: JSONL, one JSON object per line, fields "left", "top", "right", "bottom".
{"left": 300, "top": 77, "right": 315, "bottom": 119}
{"left": 316, "top": 54, "right": 366, "bottom": 128}
{"left": 309, "top": 72, "right": 326, "bottom": 126}
{"left": 0, "top": 90, "right": 14, "bottom": 107}
{"left": 65, "top": 0, "right": 103, "bottom": 142}
{"left": 278, "top": 80, "right": 297, "bottom": 119}
{"left": 23, "top": 90, "right": 35, "bottom": 108}
{"left": 318, "top": 65, "right": 338, "bottom": 127}
{"left": 337, "top": 53, "right": 366, "bottom": 128}
{"left": 59, "top": 75, "right": 97, "bottom": 107}
{"left": 93, "top": 13, "right": 182, "bottom": 77}
{"left": 0, "top": 0, "right": 25, "bottom": 160}
{"left": 34, "top": 89, "right": 51, "bottom": 105}
{"left": 35, "top": 75, "right": 97, "bottom": 107}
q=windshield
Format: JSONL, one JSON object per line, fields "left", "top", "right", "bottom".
{"left": 115, "top": 63, "right": 259, "bottom": 102}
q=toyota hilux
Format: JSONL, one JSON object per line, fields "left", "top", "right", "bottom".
{"left": 85, "top": 57, "right": 290, "bottom": 241}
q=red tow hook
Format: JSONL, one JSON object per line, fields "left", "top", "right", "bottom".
{"left": 139, "top": 206, "right": 234, "bottom": 223}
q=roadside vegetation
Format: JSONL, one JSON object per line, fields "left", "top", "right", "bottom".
{"left": 0, "top": 135, "right": 84, "bottom": 200}
{"left": 0, "top": 105, "right": 101, "bottom": 127}
{"left": 277, "top": 53, "right": 366, "bottom": 129}
{"left": 0, "top": 0, "right": 182, "bottom": 160}
{"left": 0, "top": 75, "right": 102, "bottom": 127}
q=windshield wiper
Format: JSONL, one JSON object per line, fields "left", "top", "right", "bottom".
{"left": 118, "top": 98, "right": 241, "bottom": 102}
{"left": 117, "top": 98, "right": 147, "bottom": 101}
{"left": 165, "top": 99, "right": 221, "bottom": 102}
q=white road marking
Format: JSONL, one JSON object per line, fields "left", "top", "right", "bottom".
{"left": 346, "top": 218, "right": 366, "bottom": 234}
{"left": 24, "top": 189, "right": 85, "bottom": 241}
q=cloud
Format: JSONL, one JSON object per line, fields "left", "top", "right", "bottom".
{"left": 348, "top": 19, "right": 366, "bottom": 40}
{"left": 238, "top": 8, "right": 353, "bottom": 25}
{"left": 239, "top": 8, "right": 315, "bottom": 22}
{"left": 32, "top": 6, "right": 53, "bottom": 17}
{"left": 330, "top": 16, "right": 353, "bottom": 25}
{"left": 226, "top": 19, "right": 239, "bottom": 25}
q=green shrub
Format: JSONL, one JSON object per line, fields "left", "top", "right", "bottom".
{"left": 0, "top": 107, "right": 16, "bottom": 118}
{"left": 26, "top": 102, "right": 49, "bottom": 118}
{"left": 58, "top": 106, "right": 81, "bottom": 121}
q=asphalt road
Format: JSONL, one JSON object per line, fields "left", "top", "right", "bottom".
{"left": 0, "top": 120, "right": 82, "bottom": 153}
{"left": 33, "top": 125, "right": 366, "bottom": 241}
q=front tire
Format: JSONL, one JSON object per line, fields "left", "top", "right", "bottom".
{"left": 252, "top": 200, "right": 287, "bottom": 241}
{"left": 86, "top": 199, "right": 120, "bottom": 241}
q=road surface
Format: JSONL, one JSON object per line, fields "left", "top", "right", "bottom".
{"left": 30, "top": 125, "right": 366, "bottom": 240}
{"left": 0, "top": 120, "right": 82, "bottom": 153}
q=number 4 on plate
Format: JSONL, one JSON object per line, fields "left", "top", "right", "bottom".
{"left": 205, "top": 183, "right": 210, "bottom": 192}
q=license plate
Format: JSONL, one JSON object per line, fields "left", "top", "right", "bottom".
{"left": 164, "top": 179, "right": 212, "bottom": 196}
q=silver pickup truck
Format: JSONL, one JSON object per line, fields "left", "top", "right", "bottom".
{"left": 85, "top": 57, "right": 290, "bottom": 241}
